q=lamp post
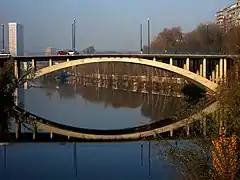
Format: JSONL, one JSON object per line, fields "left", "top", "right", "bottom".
{"left": 72, "top": 18, "right": 76, "bottom": 51}
{"left": 206, "top": 24, "right": 209, "bottom": 53}
{"left": 147, "top": 18, "right": 151, "bottom": 54}
{"left": 140, "top": 24, "right": 143, "bottom": 54}
{"left": 1, "top": 24, "right": 4, "bottom": 53}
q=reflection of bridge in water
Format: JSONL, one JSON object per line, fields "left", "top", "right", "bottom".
{"left": 6, "top": 100, "right": 217, "bottom": 142}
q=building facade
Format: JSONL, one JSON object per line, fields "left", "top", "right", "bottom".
{"left": 8, "top": 22, "right": 24, "bottom": 56}
{"left": 216, "top": 1, "right": 240, "bottom": 31}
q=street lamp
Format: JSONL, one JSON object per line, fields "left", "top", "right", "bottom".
{"left": 72, "top": 18, "right": 76, "bottom": 51}
{"left": 1, "top": 24, "right": 4, "bottom": 53}
{"left": 147, "top": 18, "right": 151, "bottom": 54}
{"left": 206, "top": 24, "right": 209, "bottom": 53}
{"left": 140, "top": 23, "right": 143, "bottom": 54}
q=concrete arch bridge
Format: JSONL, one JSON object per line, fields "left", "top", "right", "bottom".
{"left": 10, "top": 53, "right": 233, "bottom": 92}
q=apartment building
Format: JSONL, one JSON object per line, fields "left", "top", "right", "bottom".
{"left": 216, "top": 0, "right": 240, "bottom": 30}
{"left": 8, "top": 22, "right": 24, "bottom": 56}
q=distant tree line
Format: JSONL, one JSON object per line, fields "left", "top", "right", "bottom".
{"left": 144, "top": 22, "right": 239, "bottom": 54}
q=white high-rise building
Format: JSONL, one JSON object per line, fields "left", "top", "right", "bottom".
{"left": 8, "top": 22, "right": 24, "bottom": 56}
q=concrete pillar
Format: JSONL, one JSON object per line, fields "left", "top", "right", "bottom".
{"left": 31, "top": 59, "right": 36, "bottom": 70}
{"left": 212, "top": 70, "right": 215, "bottom": 83}
{"left": 215, "top": 64, "right": 219, "bottom": 83}
{"left": 49, "top": 58, "right": 52, "bottom": 66}
{"left": 183, "top": 64, "right": 186, "bottom": 70}
{"left": 200, "top": 64, "right": 203, "bottom": 76}
{"left": 32, "top": 126, "right": 37, "bottom": 140}
{"left": 14, "top": 61, "right": 20, "bottom": 106}
{"left": 15, "top": 121, "right": 21, "bottom": 139}
{"left": 67, "top": 58, "right": 69, "bottom": 62}
{"left": 196, "top": 70, "right": 200, "bottom": 75}
{"left": 223, "top": 58, "right": 227, "bottom": 81}
{"left": 219, "top": 58, "right": 223, "bottom": 81}
{"left": 170, "top": 129, "right": 173, "bottom": 137}
{"left": 14, "top": 60, "right": 20, "bottom": 79}
{"left": 23, "top": 62, "right": 28, "bottom": 90}
{"left": 169, "top": 58, "right": 173, "bottom": 65}
{"left": 153, "top": 57, "right": 156, "bottom": 61}
{"left": 203, "top": 58, "right": 206, "bottom": 78}
{"left": 186, "top": 58, "right": 190, "bottom": 71}
{"left": 50, "top": 132, "right": 53, "bottom": 139}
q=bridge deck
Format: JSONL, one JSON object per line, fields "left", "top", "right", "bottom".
{"left": 0, "top": 54, "right": 235, "bottom": 61}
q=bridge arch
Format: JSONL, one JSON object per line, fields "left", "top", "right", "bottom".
{"left": 33, "top": 57, "right": 218, "bottom": 92}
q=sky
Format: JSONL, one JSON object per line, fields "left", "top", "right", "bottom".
{"left": 0, "top": 0, "right": 236, "bottom": 53}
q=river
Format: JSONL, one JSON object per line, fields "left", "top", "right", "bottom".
{"left": 0, "top": 71, "right": 204, "bottom": 180}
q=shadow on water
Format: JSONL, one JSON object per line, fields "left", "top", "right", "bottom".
{"left": 181, "top": 84, "right": 206, "bottom": 105}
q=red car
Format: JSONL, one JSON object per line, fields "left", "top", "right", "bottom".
{"left": 56, "top": 51, "right": 69, "bottom": 55}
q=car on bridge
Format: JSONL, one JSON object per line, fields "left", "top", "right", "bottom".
{"left": 56, "top": 51, "right": 69, "bottom": 55}
{"left": 56, "top": 50, "right": 79, "bottom": 56}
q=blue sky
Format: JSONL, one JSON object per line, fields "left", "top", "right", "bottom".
{"left": 0, "top": 0, "right": 236, "bottom": 52}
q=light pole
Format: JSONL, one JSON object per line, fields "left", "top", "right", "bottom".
{"left": 140, "top": 23, "right": 143, "bottom": 54}
{"left": 147, "top": 18, "right": 151, "bottom": 54}
{"left": 206, "top": 24, "right": 209, "bottom": 53}
{"left": 1, "top": 24, "right": 4, "bottom": 53}
{"left": 72, "top": 18, "right": 76, "bottom": 51}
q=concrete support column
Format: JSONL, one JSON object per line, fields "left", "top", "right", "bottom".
{"left": 203, "top": 58, "right": 206, "bottom": 78}
{"left": 169, "top": 58, "right": 173, "bottom": 65}
{"left": 23, "top": 62, "right": 28, "bottom": 90}
{"left": 223, "top": 58, "right": 227, "bottom": 81}
{"left": 183, "top": 64, "right": 187, "bottom": 70}
{"left": 200, "top": 64, "right": 203, "bottom": 77}
{"left": 32, "top": 125, "right": 37, "bottom": 140}
{"left": 212, "top": 70, "right": 216, "bottom": 83}
{"left": 170, "top": 129, "right": 173, "bottom": 137}
{"left": 14, "top": 61, "right": 20, "bottom": 106}
{"left": 14, "top": 60, "right": 20, "bottom": 79}
{"left": 49, "top": 58, "right": 52, "bottom": 67}
{"left": 219, "top": 58, "right": 223, "bottom": 82}
{"left": 15, "top": 121, "right": 21, "bottom": 139}
{"left": 186, "top": 58, "right": 190, "bottom": 71}
{"left": 31, "top": 59, "right": 36, "bottom": 71}
{"left": 196, "top": 70, "right": 200, "bottom": 75}
{"left": 215, "top": 64, "right": 219, "bottom": 83}
{"left": 67, "top": 58, "right": 69, "bottom": 62}
{"left": 50, "top": 132, "right": 53, "bottom": 139}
